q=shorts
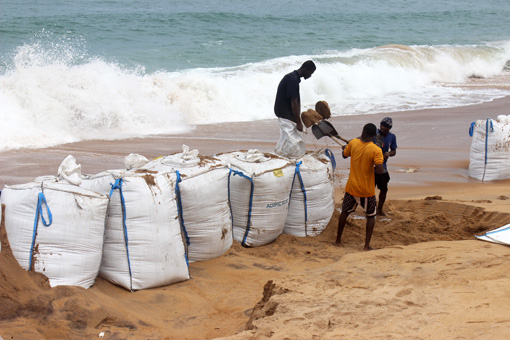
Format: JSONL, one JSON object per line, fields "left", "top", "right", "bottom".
{"left": 341, "top": 192, "right": 377, "bottom": 217}
{"left": 375, "top": 171, "right": 390, "bottom": 191}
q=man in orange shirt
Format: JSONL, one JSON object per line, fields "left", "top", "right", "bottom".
{"left": 334, "top": 123, "right": 385, "bottom": 250}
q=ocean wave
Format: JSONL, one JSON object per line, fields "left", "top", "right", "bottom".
{"left": 1, "top": 40, "right": 509, "bottom": 151}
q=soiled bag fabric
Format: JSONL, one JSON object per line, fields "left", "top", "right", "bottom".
{"left": 284, "top": 150, "right": 336, "bottom": 237}
{"left": 100, "top": 170, "right": 190, "bottom": 291}
{"left": 0, "top": 181, "right": 109, "bottom": 288}
{"left": 215, "top": 150, "right": 294, "bottom": 247}
{"left": 469, "top": 115, "right": 510, "bottom": 181}
{"left": 144, "top": 145, "right": 233, "bottom": 262}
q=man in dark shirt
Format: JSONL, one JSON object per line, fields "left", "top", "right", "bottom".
{"left": 373, "top": 117, "right": 397, "bottom": 216}
{"left": 274, "top": 60, "right": 316, "bottom": 157}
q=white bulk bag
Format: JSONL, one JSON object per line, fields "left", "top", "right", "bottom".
{"left": 100, "top": 170, "right": 189, "bottom": 291}
{"left": 54, "top": 154, "right": 126, "bottom": 195}
{"left": 145, "top": 145, "right": 232, "bottom": 262}
{"left": 469, "top": 115, "right": 510, "bottom": 181}
{"left": 284, "top": 149, "right": 336, "bottom": 237}
{"left": 0, "top": 181, "right": 109, "bottom": 288}
{"left": 79, "top": 170, "right": 125, "bottom": 196}
{"left": 215, "top": 150, "right": 294, "bottom": 247}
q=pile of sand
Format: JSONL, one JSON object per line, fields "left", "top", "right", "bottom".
{"left": 1, "top": 198, "right": 509, "bottom": 339}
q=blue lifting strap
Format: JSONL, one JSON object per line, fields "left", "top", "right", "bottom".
{"left": 227, "top": 169, "right": 235, "bottom": 230}
{"left": 231, "top": 169, "right": 254, "bottom": 247}
{"left": 109, "top": 178, "right": 134, "bottom": 290}
{"left": 290, "top": 161, "right": 309, "bottom": 235}
{"left": 481, "top": 118, "right": 494, "bottom": 181}
{"left": 325, "top": 148, "right": 337, "bottom": 171}
{"left": 29, "top": 192, "right": 53, "bottom": 270}
{"left": 175, "top": 171, "right": 190, "bottom": 267}
{"left": 469, "top": 122, "right": 475, "bottom": 137}
{"left": 175, "top": 171, "right": 190, "bottom": 246}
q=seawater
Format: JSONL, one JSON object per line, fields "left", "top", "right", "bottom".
{"left": 1, "top": 0, "right": 510, "bottom": 151}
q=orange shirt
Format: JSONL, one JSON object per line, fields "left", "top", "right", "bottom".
{"left": 344, "top": 138, "right": 384, "bottom": 197}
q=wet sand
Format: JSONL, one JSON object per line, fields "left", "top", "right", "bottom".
{"left": 1, "top": 97, "right": 510, "bottom": 339}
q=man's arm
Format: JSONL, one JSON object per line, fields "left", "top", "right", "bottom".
{"left": 341, "top": 144, "right": 349, "bottom": 159}
{"left": 375, "top": 164, "right": 385, "bottom": 174}
{"left": 383, "top": 149, "right": 396, "bottom": 160}
{"left": 291, "top": 97, "right": 303, "bottom": 132}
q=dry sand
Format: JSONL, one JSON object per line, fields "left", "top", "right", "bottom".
{"left": 1, "top": 97, "right": 510, "bottom": 339}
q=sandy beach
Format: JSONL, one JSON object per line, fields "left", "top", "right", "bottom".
{"left": 2, "top": 96, "right": 510, "bottom": 339}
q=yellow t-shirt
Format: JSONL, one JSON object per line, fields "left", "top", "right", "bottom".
{"left": 344, "top": 138, "right": 384, "bottom": 197}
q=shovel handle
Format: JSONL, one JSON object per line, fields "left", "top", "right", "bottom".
{"left": 329, "top": 135, "right": 346, "bottom": 147}
{"left": 336, "top": 135, "right": 351, "bottom": 144}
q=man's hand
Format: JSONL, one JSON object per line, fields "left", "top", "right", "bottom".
{"left": 296, "top": 121, "right": 303, "bottom": 132}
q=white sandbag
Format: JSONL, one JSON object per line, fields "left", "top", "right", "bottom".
{"left": 469, "top": 115, "right": 510, "bottom": 181}
{"left": 145, "top": 145, "right": 233, "bottom": 262}
{"left": 124, "top": 153, "right": 149, "bottom": 170}
{"left": 284, "top": 149, "right": 336, "bottom": 237}
{"left": 215, "top": 150, "right": 294, "bottom": 247}
{"left": 79, "top": 170, "right": 125, "bottom": 196}
{"left": 275, "top": 118, "right": 306, "bottom": 158}
{"left": 0, "top": 181, "right": 108, "bottom": 288}
{"left": 100, "top": 170, "right": 190, "bottom": 291}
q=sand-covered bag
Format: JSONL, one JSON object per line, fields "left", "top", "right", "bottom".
{"left": 315, "top": 100, "right": 331, "bottom": 119}
{"left": 144, "top": 145, "right": 233, "bottom": 263}
{"left": 284, "top": 149, "right": 336, "bottom": 237}
{"left": 301, "top": 109, "right": 323, "bottom": 128}
{"left": 101, "top": 170, "right": 190, "bottom": 291}
{"left": 215, "top": 150, "right": 294, "bottom": 247}
{"left": 469, "top": 115, "right": 510, "bottom": 181}
{"left": 0, "top": 180, "right": 109, "bottom": 288}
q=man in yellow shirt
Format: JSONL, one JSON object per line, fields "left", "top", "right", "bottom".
{"left": 334, "top": 123, "right": 385, "bottom": 250}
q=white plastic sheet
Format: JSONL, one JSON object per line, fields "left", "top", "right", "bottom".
{"left": 284, "top": 150, "right": 336, "bottom": 237}
{"left": 475, "top": 223, "right": 510, "bottom": 246}
{"left": 0, "top": 181, "right": 109, "bottom": 288}
{"left": 469, "top": 115, "right": 510, "bottom": 181}
{"left": 216, "top": 150, "right": 294, "bottom": 247}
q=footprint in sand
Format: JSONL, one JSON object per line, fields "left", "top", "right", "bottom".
{"left": 396, "top": 288, "right": 412, "bottom": 297}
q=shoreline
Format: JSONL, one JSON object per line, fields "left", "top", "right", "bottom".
{"left": 2, "top": 95, "right": 510, "bottom": 188}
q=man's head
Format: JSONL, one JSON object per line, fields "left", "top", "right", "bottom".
{"left": 379, "top": 117, "right": 392, "bottom": 136}
{"left": 362, "top": 123, "right": 377, "bottom": 139}
{"left": 299, "top": 60, "right": 316, "bottom": 79}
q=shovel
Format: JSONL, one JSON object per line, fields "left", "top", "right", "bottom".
{"left": 312, "top": 120, "right": 350, "bottom": 146}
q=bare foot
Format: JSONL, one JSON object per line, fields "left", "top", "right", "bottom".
{"left": 332, "top": 241, "right": 343, "bottom": 247}
{"left": 376, "top": 211, "right": 386, "bottom": 216}
{"left": 364, "top": 246, "right": 374, "bottom": 251}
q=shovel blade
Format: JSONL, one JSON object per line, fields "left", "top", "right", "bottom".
{"left": 312, "top": 124, "right": 326, "bottom": 139}
{"left": 316, "top": 120, "right": 339, "bottom": 137}
{"left": 312, "top": 119, "right": 339, "bottom": 140}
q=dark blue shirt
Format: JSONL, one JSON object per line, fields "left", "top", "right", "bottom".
{"left": 374, "top": 130, "right": 397, "bottom": 170}
{"left": 274, "top": 70, "right": 300, "bottom": 122}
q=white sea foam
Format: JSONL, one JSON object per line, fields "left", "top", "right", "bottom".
{"left": 1, "top": 40, "right": 509, "bottom": 151}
